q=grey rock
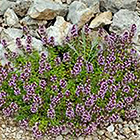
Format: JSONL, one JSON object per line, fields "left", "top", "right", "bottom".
{"left": 46, "top": 16, "right": 72, "bottom": 45}
{"left": 107, "top": 124, "right": 115, "bottom": 132}
{"left": 80, "top": 0, "right": 100, "bottom": 12}
{"left": 89, "top": 11, "right": 112, "bottom": 29}
{"left": 1, "top": 28, "right": 23, "bottom": 42}
{"left": 78, "top": 136, "right": 84, "bottom": 140}
{"left": 110, "top": 9, "right": 140, "bottom": 51}
{"left": 13, "top": 0, "right": 32, "bottom": 17}
{"left": 56, "top": 135, "right": 63, "bottom": 140}
{"left": 97, "top": 130, "right": 105, "bottom": 136}
{"left": 67, "top": 1, "right": 94, "bottom": 28}
{"left": 20, "top": 16, "right": 47, "bottom": 26}
{"left": 28, "top": 0, "right": 67, "bottom": 20}
{"left": 100, "top": 0, "right": 137, "bottom": 13}
{"left": 0, "top": 0, "right": 15, "bottom": 15}
{"left": 4, "top": 8, "right": 19, "bottom": 27}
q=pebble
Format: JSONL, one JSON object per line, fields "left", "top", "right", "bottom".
{"left": 56, "top": 135, "right": 63, "bottom": 140}
{"left": 97, "top": 130, "right": 105, "bottom": 136}
{"left": 78, "top": 136, "right": 84, "bottom": 140}
{"left": 85, "top": 136, "right": 92, "bottom": 140}
{"left": 123, "top": 127, "right": 131, "bottom": 134}
{"left": 107, "top": 124, "right": 114, "bottom": 132}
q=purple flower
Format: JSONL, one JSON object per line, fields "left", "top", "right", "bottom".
{"left": 10, "top": 102, "right": 18, "bottom": 112}
{"left": 2, "top": 107, "right": 12, "bottom": 117}
{"left": 60, "top": 79, "right": 67, "bottom": 88}
{"left": 75, "top": 84, "right": 84, "bottom": 96}
{"left": 123, "top": 85, "right": 130, "bottom": 93}
{"left": 1, "top": 39, "right": 7, "bottom": 47}
{"left": 54, "top": 57, "right": 61, "bottom": 65}
{"left": 39, "top": 79, "right": 47, "bottom": 89}
{"left": 66, "top": 106, "right": 75, "bottom": 119}
{"left": 65, "top": 90, "right": 71, "bottom": 97}
{"left": 125, "top": 110, "right": 137, "bottom": 120}
{"left": 32, "top": 124, "right": 43, "bottom": 139}
{"left": 83, "top": 24, "right": 91, "bottom": 35}
{"left": 0, "top": 99, "right": 5, "bottom": 107}
{"left": 84, "top": 122, "right": 97, "bottom": 135}
{"left": 16, "top": 37, "right": 22, "bottom": 48}
{"left": 86, "top": 62, "right": 93, "bottom": 73}
{"left": 38, "top": 25, "right": 45, "bottom": 36}
{"left": 51, "top": 85, "right": 58, "bottom": 92}
{"left": 50, "top": 75, "right": 57, "bottom": 82}
{"left": 47, "top": 106, "right": 55, "bottom": 119}
{"left": 63, "top": 52, "right": 71, "bottom": 62}
{"left": 81, "top": 111, "right": 91, "bottom": 123}
{"left": 31, "top": 103, "right": 38, "bottom": 113}
{"left": 70, "top": 24, "right": 78, "bottom": 37}
{"left": 47, "top": 36, "right": 55, "bottom": 46}
{"left": 19, "top": 119, "right": 28, "bottom": 129}
{"left": 76, "top": 104, "right": 85, "bottom": 116}
{"left": 14, "top": 87, "right": 21, "bottom": 95}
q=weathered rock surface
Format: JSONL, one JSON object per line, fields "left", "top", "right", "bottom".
{"left": 28, "top": 0, "right": 67, "bottom": 20}
{"left": 4, "top": 8, "right": 19, "bottom": 27}
{"left": 46, "top": 16, "right": 72, "bottom": 45}
{"left": 67, "top": 1, "right": 95, "bottom": 28}
{"left": 0, "top": 0, "right": 15, "bottom": 15}
{"left": 110, "top": 9, "right": 140, "bottom": 50}
{"left": 20, "top": 16, "right": 47, "bottom": 26}
{"left": 1, "top": 28, "right": 23, "bottom": 42}
{"left": 80, "top": 0, "right": 100, "bottom": 12}
{"left": 89, "top": 11, "right": 112, "bottom": 29}
{"left": 13, "top": 0, "right": 32, "bottom": 17}
{"left": 100, "top": 0, "right": 137, "bottom": 13}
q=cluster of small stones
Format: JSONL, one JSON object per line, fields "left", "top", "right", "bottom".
{"left": 0, "top": 108, "right": 140, "bottom": 140}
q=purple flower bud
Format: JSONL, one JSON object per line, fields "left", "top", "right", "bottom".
{"left": 86, "top": 62, "right": 93, "bottom": 73}
{"left": 70, "top": 24, "right": 78, "bottom": 37}
{"left": 60, "top": 79, "right": 67, "bottom": 88}
{"left": 47, "top": 106, "right": 55, "bottom": 119}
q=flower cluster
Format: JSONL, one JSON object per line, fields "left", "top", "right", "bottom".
{"left": 0, "top": 24, "right": 139, "bottom": 139}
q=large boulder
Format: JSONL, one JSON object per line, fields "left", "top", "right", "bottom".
{"left": 1, "top": 28, "right": 23, "bottom": 42}
{"left": 13, "top": 0, "right": 32, "bottom": 17}
{"left": 80, "top": 0, "right": 100, "bottom": 12}
{"left": 110, "top": 9, "right": 140, "bottom": 50}
{"left": 67, "top": 1, "right": 97, "bottom": 28}
{"left": 4, "top": 8, "right": 19, "bottom": 27}
{"left": 46, "top": 16, "right": 72, "bottom": 45}
{"left": 100, "top": 0, "right": 137, "bottom": 13}
{"left": 27, "top": 0, "right": 67, "bottom": 20}
{"left": 0, "top": 0, "right": 15, "bottom": 15}
{"left": 89, "top": 11, "right": 112, "bottom": 29}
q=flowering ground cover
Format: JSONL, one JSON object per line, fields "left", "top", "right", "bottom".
{"left": 0, "top": 24, "right": 140, "bottom": 139}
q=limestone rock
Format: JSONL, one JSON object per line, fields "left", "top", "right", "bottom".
{"left": 110, "top": 9, "right": 140, "bottom": 51}
{"left": 20, "top": 16, "right": 47, "bottom": 26}
{"left": 4, "top": 8, "right": 19, "bottom": 27}
{"left": 1, "top": 28, "right": 23, "bottom": 42}
{"left": 80, "top": 0, "right": 100, "bottom": 12}
{"left": 56, "top": 135, "right": 63, "bottom": 140}
{"left": 100, "top": 0, "right": 137, "bottom": 13}
{"left": 28, "top": 0, "right": 67, "bottom": 20}
{"left": 67, "top": 1, "right": 95, "bottom": 28}
{"left": 107, "top": 124, "right": 115, "bottom": 132}
{"left": 46, "top": 16, "right": 72, "bottom": 45}
{"left": 89, "top": 11, "right": 112, "bottom": 29}
{"left": 13, "top": 0, "right": 32, "bottom": 17}
{"left": 0, "top": 0, "right": 15, "bottom": 15}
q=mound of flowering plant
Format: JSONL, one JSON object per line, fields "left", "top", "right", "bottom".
{"left": 0, "top": 24, "right": 140, "bottom": 139}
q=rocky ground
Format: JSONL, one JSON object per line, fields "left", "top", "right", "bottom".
{"left": 1, "top": 0, "right": 140, "bottom": 140}
{"left": 1, "top": 108, "right": 140, "bottom": 140}
{"left": 0, "top": 102, "right": 140, "bottom": 140}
